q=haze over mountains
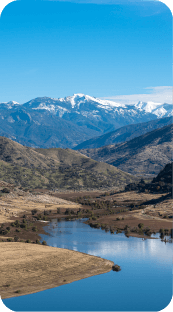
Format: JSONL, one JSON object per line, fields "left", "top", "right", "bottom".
{"left": 0, "top": 94, "right": 172, "bottom": 148}
{"left": 79, "top": 124, "right": 173, "bottom": 177}
{"left": 75, "top": 117, "right": 172, "bottom": 149}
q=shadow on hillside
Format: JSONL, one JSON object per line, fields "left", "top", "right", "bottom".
{"left": 142, "top": 193, "right": 171, "bottom": 206}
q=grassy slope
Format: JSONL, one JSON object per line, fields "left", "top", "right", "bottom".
{"left": 0, "top": 137, "right": 137, "bottom": 190}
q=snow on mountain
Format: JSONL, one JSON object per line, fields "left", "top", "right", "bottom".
{"left": 0, "top": 94, "right": 172, "bottom": 149}
{"left": 134, "top": 101, "right": 173, "bottom": 117}
{"left": 0, "top": 101, "right": 20, "bottom": 110}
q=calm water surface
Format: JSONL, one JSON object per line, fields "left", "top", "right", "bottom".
{"left": 3, "top": 218, "right": 173, "bottom": 311}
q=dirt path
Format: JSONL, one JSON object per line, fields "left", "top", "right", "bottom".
{"left": 0, "top": 242, "right": 114, "bottom": 299}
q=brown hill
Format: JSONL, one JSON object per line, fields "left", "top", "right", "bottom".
{"left": 79, "top": 124, "right": 173, "bottom": 177}
{"left": 0, "top": 136, "right": 137, "bottom": 190}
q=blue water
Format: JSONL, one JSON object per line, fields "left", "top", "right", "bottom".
{"left": 3, "top": 218, "right": 173, "bottom": 311}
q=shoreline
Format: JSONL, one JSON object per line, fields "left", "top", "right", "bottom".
{"left": 0, "top": 242, "right": 114, "bottom": 299}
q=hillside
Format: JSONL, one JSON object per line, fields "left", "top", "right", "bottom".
{"left": 0, "top": 136, "right": 137, "bottom": 190}
{"left": 75, "top": 117, "right": 172, "bottom": 150}
{"left": 79, "top": 124, "right": 173, "bottom": 177}
{"left": 125, "top": 163, "right": 172, "bottom": 194}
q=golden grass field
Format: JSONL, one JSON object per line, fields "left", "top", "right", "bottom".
{"left": 0, "top": 242, "right": 113, "bottom": 299}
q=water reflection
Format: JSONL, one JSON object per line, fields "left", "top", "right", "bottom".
{"left": 3, "top": 218, "right": 172, "bottom": 312}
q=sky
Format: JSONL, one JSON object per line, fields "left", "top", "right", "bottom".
{"left": 0, "top": 0, "right": 172, "bottom": 104}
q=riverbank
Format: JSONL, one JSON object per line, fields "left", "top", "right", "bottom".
{"left": 0, "top": 188, "right": 172, "bottom": 242}
{"left": 0, "top": 242, "right": 114, "bottom": 299}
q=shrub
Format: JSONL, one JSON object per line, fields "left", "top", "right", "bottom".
{"left": 42, "top": 240, "right": 47, "bottom": 245}
{"left": 138, "top": 223, "right": 144, "bottom": 229}
{"left": 6, "top": 227, "right": 10, "bottom": 231}
{"left": 31, "top": 209, "right": 37, "bottom": 215}
{"left": 15, "top": 290, "right": 21, "bottom": 293}
{"left": 37, "top": 214, "right": 42, "bottom": 220}
{"left": 16, "top": 228, "right": 21, "bottom": 232}
{"left": 44, "top": 210, "right": 50, "bottom": 216}
{"left": 138, "top": 228, "right": 144, "bottom": 235}
{"left": 92, "top": 216, "right": 97, "bottom": 221}
{"left": 2, "top": 188, "right": 10, "bottom": 193}
{"left": 7, "top": 238, "right": 13, "bottom": 242}
{"left": 26, "top": 239, "right": 31, "bottom": 243}
{"left": 32, "top": 226, "right": 38, "bottom": 232}
{"left": 112, "top": 264, "right": 121, "bottom": 272}
{"left": 14, "top": 220, "right": 20, "bottom": 227}
{"left": 20, "top": 224, "right": 27, "bottom": 230}
{"left": 36, "top": 239, "right": 41, "bottom": 244}
{"left": 14, "top": 236, "right": 19, "bottom": 242}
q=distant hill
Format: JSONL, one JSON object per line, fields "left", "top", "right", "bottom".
{"left": 75, "top": 117, "right": 172, "bottom": 150}
{"left": 125, "top": 163, "right": 172, "bottom": 195}
{"left": 79, "top": 124, "right": 173, "bottom": 177}
{"left": 0, "top": 136, "right": 137, "bottom": 190}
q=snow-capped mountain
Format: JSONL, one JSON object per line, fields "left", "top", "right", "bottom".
{"left": 0, "top": 94, "right": 172, "bottom": 149}
{"left": 134, "top": 101, "right": 173, "bottom": 117}
{"left": 0, "top": 100, "right": 20, "bottom": 110}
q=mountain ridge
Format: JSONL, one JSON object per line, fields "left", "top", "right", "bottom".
{"left": 79, "top": 124, "right": 173, "bottom": 177}
{"left": 0, "top": 94, "right": 172, "bottom": 149}
{"left": 75, "top": 117, "right": 172, "bottom": 150}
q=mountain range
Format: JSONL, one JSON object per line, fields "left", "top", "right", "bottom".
{"left": 79, "top": 124, "right": 173, "bottom": 177}
{"left": 0, "top": 94, "right": 172, "bottom": 148}
{"left": 75, "top": 116, "right": 172, "bottom": 149}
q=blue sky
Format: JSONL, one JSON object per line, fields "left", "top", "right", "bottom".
{"left": 0, "top": 0, "right": 172, "bottom": 103}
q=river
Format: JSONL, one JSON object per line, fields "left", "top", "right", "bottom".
{"left": 3, "top": 218, "right": 173, "bottom": 311}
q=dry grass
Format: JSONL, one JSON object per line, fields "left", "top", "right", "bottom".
{"left": 0, "top": 242, "right": 113, "bottom": 299}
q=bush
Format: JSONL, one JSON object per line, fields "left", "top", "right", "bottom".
{"left": 2, "top": 188, "right": 10, "bottom": 193}
{"left": 20, "top": 224, "right": 27, "bottom": 230}
{"left": 16, "top": 228, "right": 21, "bottom": 232}
{"left": 57, "top": 208, "right": 61, "bottom": 214}
{"left": 32, "top": 226, "right": 38, "bottom": 232}
{"left": 7, "top": 238, "right": 13, "bottom": 242}
{"left": 138, "top": 228, "right": 144, "bottom": 235}
{"left": 138, "top": 223, "right": 144, "bottom": 229}
{"left": 36, "top": 239, "right": 41, "bottom": 244}
{"left": 31, "top": 209, "right": 37, "bottom": 215}
{"left": 14, "top": 236, "right": 19, "bottom": 242}
{"left": 37, "top": 214, "right": 42, "bottom": 220}
{"left": 112, "top": 264, "right": 121, "bottom": 272}
{"left": 42, "top": 240, "right": 47, "bottom": 245}
{"left": 26, "top": 239, "right": 31, "bottom": 243}
{"left": 92, "top": 216, "right": 97, "bottom": 221}
{"left": 6, "top": 227, "right": 10, "bottom": 231}
{"left": 14, "top": 220, "right": 20, "bottom": 227}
